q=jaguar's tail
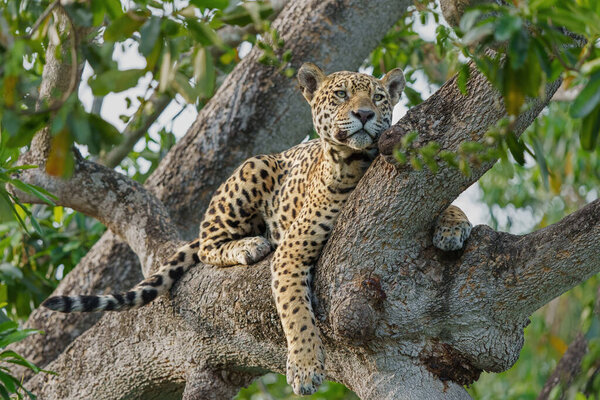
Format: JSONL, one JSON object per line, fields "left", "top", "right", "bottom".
{"left": 42, "top": 240, "right": 200, "bottom": 313}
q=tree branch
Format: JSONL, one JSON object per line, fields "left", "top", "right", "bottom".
{"left": 25, "top": 197, "right": 600, "bottom": 400}
{"left": 99, "top": 93, "right": 171, "bottom": 169}
{"left": 12, "top": 0, "right": 411, "bottom": 375}
{"left": 538, "top": 333, "right": 587, "bottom": 400}
{"left": 15, "top": 0, "right": 596, "bottom": 398}
{"left": 22, "top": 24, "right": 597, "bottom": 400}
{"left": 12, "top": 155, "right": 182, "bottom": 275}
{"left": 98, "top": 0, "right": 292, "bottom": 169}
{"left": 490, "top": 198, "right": 600, "bottom": 321}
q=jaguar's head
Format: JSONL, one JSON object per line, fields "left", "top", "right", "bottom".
{"left": 298, "top": 63, "right": 405, "bottom": 151}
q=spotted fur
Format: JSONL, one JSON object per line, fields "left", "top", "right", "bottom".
{"left": 433, "top": 205, "right": 472, "bottom": 251}
{"left": 42, "top": 240, "right": 199, "bottom": 312}
{"left": 42, "top": 63, "right": 470, "bottom": 395}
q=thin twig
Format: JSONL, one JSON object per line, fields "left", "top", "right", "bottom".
{"left": 24, "top": 0, "right": 60, "bottom": 39}
{"left": 24, "top": 4, "right": 79, "bottom": 116}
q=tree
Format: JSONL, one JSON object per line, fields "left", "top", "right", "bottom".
{"left": 2, "top": 0, "right": 600, "bottom": 398}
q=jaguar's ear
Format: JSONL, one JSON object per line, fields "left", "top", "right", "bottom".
{"left": 381, "top": 68, "right": 405, "bottom": 106}
{"left": 298, "top": 63, "right": 325, "bottom": 102}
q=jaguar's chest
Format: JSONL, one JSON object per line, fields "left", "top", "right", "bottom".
{"left": 259, "top": 142, "right": 371, "bottom": 246}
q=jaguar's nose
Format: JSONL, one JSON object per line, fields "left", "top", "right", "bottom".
{"left": 351, "top": 109, "right": 375, "bottom": 125}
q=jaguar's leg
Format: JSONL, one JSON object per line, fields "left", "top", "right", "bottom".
{"left": 271, "top": 202, "right": 341, "bottom": 395}
{"left": 433, "top": 205, "right": 472, "bottom": 251}
{"left": 199, "top": 157, "right": 277, "bottom": 266}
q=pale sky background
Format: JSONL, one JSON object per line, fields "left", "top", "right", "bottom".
{"left": 76, "top": 12, "right": 541, "bottom": 234}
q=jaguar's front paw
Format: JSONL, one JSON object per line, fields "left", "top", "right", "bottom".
{"left": 433, "top": 205, "right": 472, "bottom": 251}
{"left": 235, "top": 236, "right": 272, "bottom": 265}
{"left": 286, "top": 343, "right": 325, "bottom": 395}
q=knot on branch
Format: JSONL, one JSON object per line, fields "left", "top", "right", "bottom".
{"left": 330, "top": 275, "right": 387, "bottom": 344}
{"left": 378, "top": 125, "right": 410, "bottom": 158}
{"left": 420, "top": 340, "right": 482, "bottom": 386}
{"left": 183, "top": 368, "right": 258, "bottom": 400}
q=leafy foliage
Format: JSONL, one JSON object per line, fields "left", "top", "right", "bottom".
{"left": 0, "top": 206, "right": 106, "bottom": 320}
{"left": 0, "top": 306, "right": 51, "bottom": 399}
{"left": 0, "top": 132, "right": 56, "bottom": 233}
{"left": 454, "top": 0, "right": 600, "bottom": 163}
{"left": 235, "top": 373, "right": 359, "bottom": 400}
{"left": 0, "top": 0, "right": 276, "bottom": 177}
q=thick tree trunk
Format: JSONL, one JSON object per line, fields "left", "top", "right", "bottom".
{"left": 11, "top": 1, "right": 596, "bottom": 399}
{"left": 20, "top": 45, "right": 600, "bottom": 400}
{"left": 12, "top": 0, "right": 409, "bottom": 374}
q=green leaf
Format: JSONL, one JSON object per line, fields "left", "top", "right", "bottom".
{"left": 0, "top": 321, "right": 18, "bottom": 333}
{"left": 503, "top": 66, "right": 526, "bottom": 116}
{"left": 457, "top": 63, "right": 470, "bottom": 95}
{"left": 531, "top": 135, "right": 550, "bottom": 189}
{"left": 393, "top": 149, "right": 407, "bottom": 165}
{"left": 439, "top": 150, "right": 459, "bottom": 168}
{"left": 81, "top": 42, "right": 117, "bottom": 75}
{"left": 571, "top": 71, "right": 600, "bottom": 118}
{"left": 522, "top": 48, "right": 543, "bottom": 98}
{"left": 508, "top": 29, "right": 530, "bottom": 69}
{"left": 494, "top": 15, "right": 522, "bottom": 42}
{"left": 68, "top": 112, "right": 97, "bottom": 153}
{"left": 186, "top": 19, "right": 224, "bottom": 48}
{"left": 505, "top": 132, "right": 526, "bottom": 165}
{"left": 90, "top": 0, "right": 107, "bottom": 26}
{"left": 63, "top": 3, "right": 94, "bottom": 27}
{"left": 104, "top": 11, "right": 148, "bottom": 42}
{"left": 161, "top": 19, "right": 180, "bottom": 36}
{"left": 1, "top": 110, "right": 22, "bottom": 144}
{"left": 580, "top": 103, "right": 600, "bottom": 151}
{"left": 194, "top": 47, "right": 215, "bottom": 98}
{"left": 0, "top": 381, "right": 10, "bottom": 400}
{"left": 403, "top": 86, "right": 423, "bottom": 106}
{"left": 220, "top": 4, "right": 273, "bottom": 26}
{"left": 459, "top": 10, "right": 482, "bottom": 32}
{"left": 189, "top": 0, "right": 229, "bottom": 10}
{"left": 0, "top": 350, "right": 43, "bottom": 374}
{"left": 88, "top": 69, "right": 146, "bottom": 96}
{"left": 0, "top": 329, "right": 39, "bottom": 348}
{"left": 173, "top": 73, "right": 198, "bottom": 104}
{"left": 0, "top": 194, "right": 13, "bottom": 224}
{"left": 139, "top": 17, "right": 162, "bottom": 57}
{"left": 88, "top": 114, "right": 122, "bottom": 147}
{"left": 400, "top": 131, "right": 418, "bottom": 148}
{"left": 462, "top": 23, "right": 494, "bottom": 46}
{"left": 458, "top": 157, "right": 472, "bottom": 177}
{"left": 532, "top": 39, "right": 553, "bottom": 78}
{"left": 102, "top": 0, "right": 124, "bottom": 19}
{"left": 410, "top": 156, "right": 423, "bottom": 171}
{"left": 0, "top": 370, "right": 16, "bottom": 393}
{"left": 7, "top": 180, "right": 55, "bottom": 206}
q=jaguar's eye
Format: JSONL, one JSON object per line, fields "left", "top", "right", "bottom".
{"left": 373, "top": 93, "right": 385, "bottom": 101}
{"left": 335, "top": 90, "right": 347, "bottom": 99}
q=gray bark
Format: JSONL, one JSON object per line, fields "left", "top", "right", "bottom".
{"left": 11, "top": 0, "right": 411, "bottom": 390}
{"left": 10, "top": 0, "right": 596, "bottom": 399}
{"left": 20, "top": 42, "right": 600, "bottom": 400}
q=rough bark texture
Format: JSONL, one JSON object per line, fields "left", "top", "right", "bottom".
{"left": 10, "top": 0, "right": 595, "bottom": 399}
{"left": 20, "top": 47, "right": 599, "bottom": 400}
{"left": 11, "top": 0, "right": 411, "bottom": 386}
